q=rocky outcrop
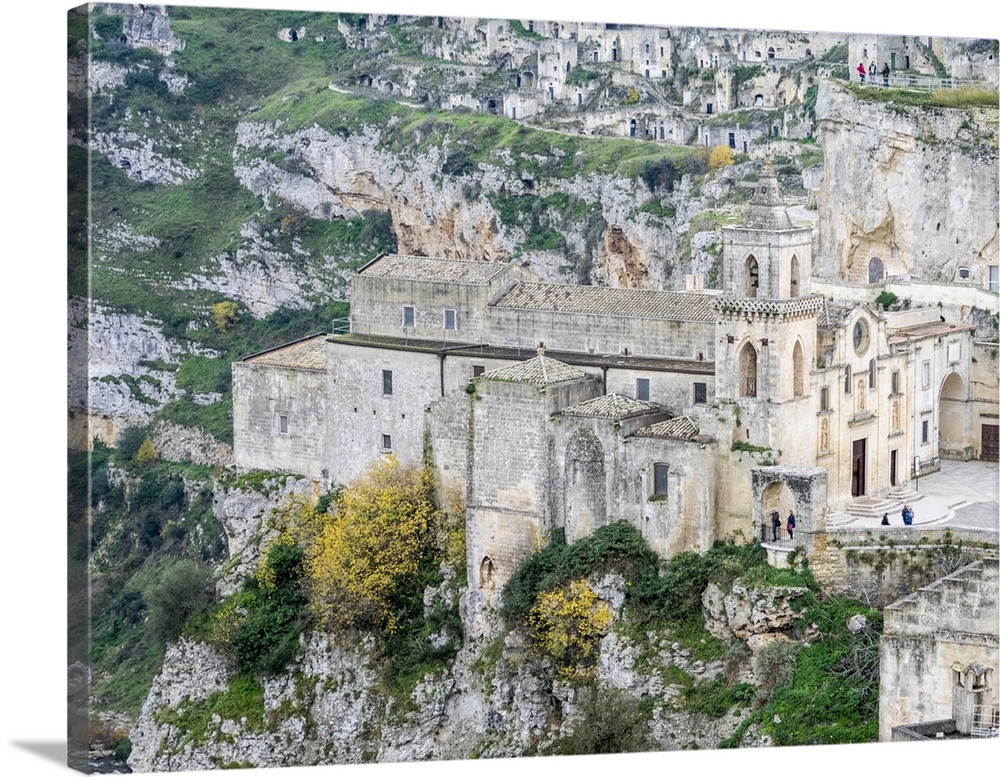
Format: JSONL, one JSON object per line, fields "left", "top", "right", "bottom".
{"left": 212, "top": 475, "right": 315, "bottom": 597}
{"left": 815, "top": 80, "right": 998, "bottom": 283}
{"left": 702, "top": 579, "right": 809, "bottom": 641}
{"left": 152, "top": 421, "right": 233, "bottom": 468}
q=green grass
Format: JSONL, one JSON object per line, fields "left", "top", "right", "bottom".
{"left": 847, "top": 82, "right": 998, "bottom": 109}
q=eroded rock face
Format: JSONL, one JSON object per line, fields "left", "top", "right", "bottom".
{"left": 702, "top": 580, "right": 809, "bottom": 640}
{"left": 815, "top": 80, "right": 998, "bottom": 283}
{"left": 213, "top": 476, "right": 315, "bottom": 597}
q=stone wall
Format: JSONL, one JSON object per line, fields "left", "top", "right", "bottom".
{"left": 879, "top": 558, "right": 999, "bottom": 741}
{"left": 486, "top": 306, "right": 716, "bottom": 360}
{"left": 232, "top": 362, "right": 328, "bottom": 481}
{"left": 808, "top": 527, "right": 999, "bottom": 603}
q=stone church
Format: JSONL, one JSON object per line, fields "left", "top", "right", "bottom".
{"left": 233, "top": 167, "right": 985, "bottom": 589}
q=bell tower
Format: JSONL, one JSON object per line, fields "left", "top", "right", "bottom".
{"left": 714, "top": 165, "right": 822, "bottom": 462}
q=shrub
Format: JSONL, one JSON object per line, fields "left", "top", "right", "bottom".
{"left": 527, "top": 579, "right": 612, "bottom": 679}
{"left": 212, "top": 301, "right": 239, "bottom": 332}
{"left": 548, "top": 687, "right": 653, "bottom": 755}
{"left": 146, "top": 558, "right": 214, "bottom": 645}
{"left": 709, "top": 144, "right": 735, "bottom": 170}
{"left": 133, "top": 437, "right": 158, "bottom": 467}
{"left": 116, "top": 424, "right": 150, "bottom": 460}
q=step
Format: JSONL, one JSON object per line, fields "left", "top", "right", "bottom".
{"left": 846, "top": 496, "right": 900, "bottom": 518}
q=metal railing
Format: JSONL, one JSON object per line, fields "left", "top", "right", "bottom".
{"left": 760, "top": 524, "right": 796, "bottom": 548}
{"left": 971, "top": 704, "right": 999, "bottom": 738}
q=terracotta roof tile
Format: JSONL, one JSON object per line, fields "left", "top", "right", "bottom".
{"left": 635, "top": 415, "right": 702, "bottom": 440}
{"left": 358, "top": 254, "right": 508, "bottom": 284}
{"left": 243, "top": 335, "right": 327, "bottom": 370}
{"left": 481, "top": 354, "right": 588, "bottom": 386}
{"left": 561, "top": 394, "right": 661, "bottom": 420}
{"left": 492, "top": 282, "right": 715, "bottom": 322}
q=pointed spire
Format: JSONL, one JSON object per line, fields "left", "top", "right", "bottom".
{"left": 744, "top": 164, "right": 793, "bottom": 230}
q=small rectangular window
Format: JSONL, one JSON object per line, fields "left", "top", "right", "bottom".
{"left": 278, "top": 415, "right": 288, "bottom": 435}
{"left": 636, "top": 378, "right": 650, "bottom": 402}
{"left": 381, "top": 434, "right": 392, "bottom": 451}
{"left": 891, "top": 371, "right": 899, "bottom": 394}
{"left": 472, "top": 365, "right": 485, "bottom": 377}
{"left": 444, "top": 309, "right": 457, "bottom": 330}
{"left": 653, "top": 463, "right": 669, "bottom": 496}
{"left": 921, "top": 420, "right": 929, "bottom": 444}
{"left": 820, "top": 387, "right": 829, "bottom": 411}
{"left": 383, "top": 369, "right": 393, "bottom": 396}
{"left": 403, "top": 306, "right": 415, "bottom": 328}
{"left": 921, "top": 361, "right": 930, "bottom": 389}
{"left": 694, "top": 382, "right": 707, "bottom": 405}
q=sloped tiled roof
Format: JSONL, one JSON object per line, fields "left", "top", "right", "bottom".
{"left": 492, "top": 282, "right": 715, "bottom": 322}
{"left": 481, "top": 354, "right": 587, "bottom": 386}
{"left": 561, "top": 393, "right": 661, "bottom": 420}
{"left": 357, "top": 253, "right": 507, "bottom": 284}
{"left": 243, "top": 334, "right": 328, "bottom": 370}
{"left": 635, "top": 415, "right": 702, "bottom": 441}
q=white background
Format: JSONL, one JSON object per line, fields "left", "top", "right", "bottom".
{"left": 1, "top": 1, "right": 996, "bottom": 775}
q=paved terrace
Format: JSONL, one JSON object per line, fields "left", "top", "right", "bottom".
{"left": 829, "top": 459, "right": 999, "bottom": 535}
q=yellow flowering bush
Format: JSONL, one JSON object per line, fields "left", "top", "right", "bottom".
{"left": 306, "top": 456, "right": 439, "bottom": 632}
{"left": 528, "top": 579, "right": 613, "bottom": 679}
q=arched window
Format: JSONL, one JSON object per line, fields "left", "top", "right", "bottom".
{"left": 868, "top": 257, "right": 885, "bottom": 284}
{"left": 745, "top": 255, "right": 759, "bottom": 298}
{"left": 790, "top": 255, "right": 800, "bottom": 297}
{"left": 793, "top": 341, "right": 804, "bottom": 397}
{"left": 479, "top": 557, "right": 495, "bottom": 590}
{"left": 868, "top": 359, "right": 876, "bottom": 389}
{"left": 844, "top": 365, "right": 852, "bottom": 394}
{"left": 740, "top": 343, "right": 758, "bottom": 397}
{"left": 652, "top": 463, "right": 669, "bottom": 496}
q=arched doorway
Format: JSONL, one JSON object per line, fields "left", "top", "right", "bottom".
{"left": 739, "top": 342, "right": 758, "bottom": 398}
{"left": 564, "top": 429, "right": 607, "bottom": 540}
{"left": 868, "top": 257, "right": 885, "bottom": 284}
{"left": 761, "top": 481, "right": 795, "bottom": 541}
{"left": 939, "top": 372, "right": 968, "bottom": 458}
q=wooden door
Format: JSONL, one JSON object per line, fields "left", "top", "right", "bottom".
{"left": 851, "top": 438, "right": 867, "bottom": 497}
{"left": 983, "top": 424, "right": 999, "bottom": 462}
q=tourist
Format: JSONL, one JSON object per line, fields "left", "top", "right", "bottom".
{"left": 881, "top": 513, "right": 890, "bottom": 526}
{"left": 857, "top": 62, "right": 867, "bottom": 84}
{"left": 881, "top": 62, "right": 890, "bottom": 87}
{"left": 902, "top": 504, "right": 914, "bottom": 525}
{"left": 786, "top": 511, "right": 796, "bottom": 540}
{"left": 869, "top": 61, "right": 877, "bottom": 82}
{"left": 771, "top": 511, "right": 781, "bottom": 542}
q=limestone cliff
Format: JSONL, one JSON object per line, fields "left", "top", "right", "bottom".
{"left": 815, "top": 80, "right": 998, "bottom": 283}
{"left": 128, "top": 571, "right": 780, "bottom": 769}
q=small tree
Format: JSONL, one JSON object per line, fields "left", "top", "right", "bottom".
{"left": 709, "top": 144, "right": 735, "bottom": 170}
{"left": 212, "top": 300, "right": 239, "bottom": 333}
{"left": 146, "top": 558, "right": 214, "bottom": 645}
{"left": 133, "top": 437, "right": 158, "bottom": 467}
{"left": 306, "top": 456, "right": 438, "bottom": 632}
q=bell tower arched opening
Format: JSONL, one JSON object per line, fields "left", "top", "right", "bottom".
{"left": 745, "top": 255, "right": 759, "bottom": 298}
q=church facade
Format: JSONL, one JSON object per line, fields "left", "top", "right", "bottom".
{"left": 233, "top": 168, "right": 985, "bottom": 589}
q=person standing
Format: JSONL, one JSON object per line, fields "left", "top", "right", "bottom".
{"left": 902, "top": 504, "right": 913, "bottom": 525}
{"left": 881, "top": 62, "right": 890, "bottom": 87}
{"left": 786, "top": 511, "right": 796, "bottom": 541}
{"left": 771, "top": 511, "right": 781, "bottom": 542}
{"left": 869, "top": 60, "right": 877, "bottom": 83}
{"left": 857, "top": 62, "right": 867, "bottom": 84}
